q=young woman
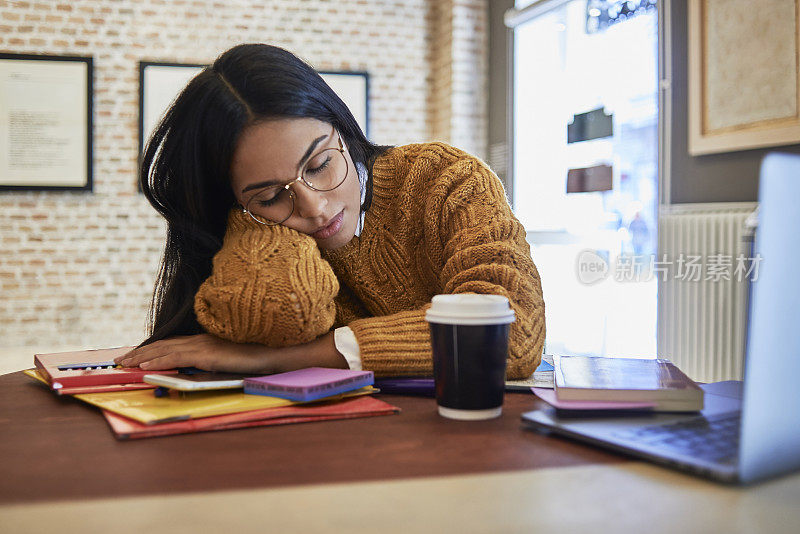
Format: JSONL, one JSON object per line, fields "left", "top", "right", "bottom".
{"left": 116, "top": 43, "right": 545, "bottom": 379}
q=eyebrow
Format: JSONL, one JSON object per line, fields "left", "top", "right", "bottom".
{"left": 241, "top": 133, "right": 331, "bottom": 194}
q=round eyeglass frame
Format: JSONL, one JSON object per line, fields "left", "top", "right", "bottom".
{"left": 242, "top": 133, "right": 349, "bottom": 226}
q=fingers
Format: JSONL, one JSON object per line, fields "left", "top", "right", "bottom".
{"left": 111, "top": 334, "right": 272, "bottom": 374}
{"left": 115, "top": 344, "right": 159, "bottom": 367}
{"left": 137, "top": 353, "right": 195, "bottom": 371}
{"left": 116, "top": 347, "right": 138, "bottom": 364}
{"left": 114, "top": 336, "right": 201, "bottom": 369}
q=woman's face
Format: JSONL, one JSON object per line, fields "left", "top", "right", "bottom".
{"left": 230, "top": 118, "right": 361, "bottom": 250}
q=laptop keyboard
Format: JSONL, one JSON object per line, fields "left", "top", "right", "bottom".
{"left": 613, "top": 412, "right": 740, "bottom": 465}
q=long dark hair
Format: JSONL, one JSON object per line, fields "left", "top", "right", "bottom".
{"left": 140, "top": 43, "right": 389, "bottom": 345}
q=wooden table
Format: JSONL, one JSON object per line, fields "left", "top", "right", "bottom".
{"left": 1, "top": 370, "right": 799, "bottom": 533}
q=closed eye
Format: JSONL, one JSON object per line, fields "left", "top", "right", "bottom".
{"left": 249, "top": 187, "right": 287, "bottom": 208}
{"left": 305, "top": 155, "right": 332, "bottom": 176}
{"left": 256, "top": 196, "right": 280, "bottom": 207}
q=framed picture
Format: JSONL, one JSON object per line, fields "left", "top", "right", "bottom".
{"left": 138, "top": 61, "right": 206, "bottom": 157}
{"left": 138, "top": 63, "right": 370, "bottom": 159}
{"left": 0, "top": 53, "right": 93, "bottom": 191}
{"left": 688, "top": 0, "right": 800, "bottom": 155}
{"left": 319, "top": 71, "right": 370, "bottom": 137}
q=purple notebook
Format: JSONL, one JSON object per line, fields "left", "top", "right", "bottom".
{"left": 243, "top": 367, "right": 374, "bottom": 402}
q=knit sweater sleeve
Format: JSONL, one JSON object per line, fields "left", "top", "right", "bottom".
{"left": 347, "top": 152, "right": 545, "bottom": 379}
{"left": 194, "top": 210, "right": 339, "bottom": 347}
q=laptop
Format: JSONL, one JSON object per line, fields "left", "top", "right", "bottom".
{"left": 521, "top": 152, "right": 800, "bottom": 484}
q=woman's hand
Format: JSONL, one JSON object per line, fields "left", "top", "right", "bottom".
{"left": 114, "top": 334, "right": 273, "bottom": 373}
{"left": 114, "top": 331, "right": 348, "bottom": 374}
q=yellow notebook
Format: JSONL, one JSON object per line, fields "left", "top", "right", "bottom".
{"left": 25, "top": 369, "right": 376, "bottom": 425}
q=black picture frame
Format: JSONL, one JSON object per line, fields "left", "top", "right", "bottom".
{"left": 138, "top": 61, "right": 207, "bottom": 159}
{"left": 319, "top": 71, "right": 370, "bottom": 138}
{"left": 0, "top": 52, "right": 93, "bottom": 192}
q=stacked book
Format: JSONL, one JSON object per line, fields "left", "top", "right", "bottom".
{"left": 28, "top": 347, "right": 399, "bottom": 439}
{"left": 532, "top": 354, "right": 704, "bottom": 413}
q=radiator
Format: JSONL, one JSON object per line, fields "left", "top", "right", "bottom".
{"left": 657, "top": 203, "right": 758, "bottom": 383}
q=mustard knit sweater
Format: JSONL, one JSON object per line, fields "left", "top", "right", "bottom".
{"left": 195, "top": 142, "right": 545, "bottom": 379}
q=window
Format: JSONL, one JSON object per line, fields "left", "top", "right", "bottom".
{"left": 511, "top": 0, "right": 659, "bottom": 357}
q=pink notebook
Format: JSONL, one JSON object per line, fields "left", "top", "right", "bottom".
{"left": 532, "top": 387, "right": 657, "bottom": 411}
{"left": 34, "top": 347, "right": 176, "bottom": 391}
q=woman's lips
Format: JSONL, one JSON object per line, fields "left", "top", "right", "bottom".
{"left": 312, "top": 210, "right": 344, "bottom": 240}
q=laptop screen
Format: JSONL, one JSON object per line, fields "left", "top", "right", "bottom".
{"left": 739, "top": 152, "right": 800, "bottom": 483}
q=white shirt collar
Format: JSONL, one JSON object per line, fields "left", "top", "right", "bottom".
{"left": 355, "top": 161, "right": 367, "bottom": 237}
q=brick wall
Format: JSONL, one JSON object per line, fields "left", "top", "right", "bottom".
{"left": 430, "top": 0, "right": 488, "bottom": 158}
{"left": 0, "top": 0, "right": 488, "bottom": 355}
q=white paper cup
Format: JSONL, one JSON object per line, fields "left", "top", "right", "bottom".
{"left": 425, "top": 294, "right": 515, "bottom": 420}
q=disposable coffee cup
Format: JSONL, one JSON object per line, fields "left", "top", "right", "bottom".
{"left": 425, "top": 294, "right": 515, "bottom": 420}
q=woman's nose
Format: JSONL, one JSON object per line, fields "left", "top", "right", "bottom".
{"left": 292, "top": 183, "right": 327, "bottom": 219}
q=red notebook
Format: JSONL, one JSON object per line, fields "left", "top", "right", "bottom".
{"left": 103, "top": 395, "right": 401, "bottom": 439}
{"left": 34, "top": 347, "right": 177, "bottom": 392}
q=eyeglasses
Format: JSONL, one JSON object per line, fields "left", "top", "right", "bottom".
{"left": 243, "top": 132, "right": 349, "bottom": 226}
